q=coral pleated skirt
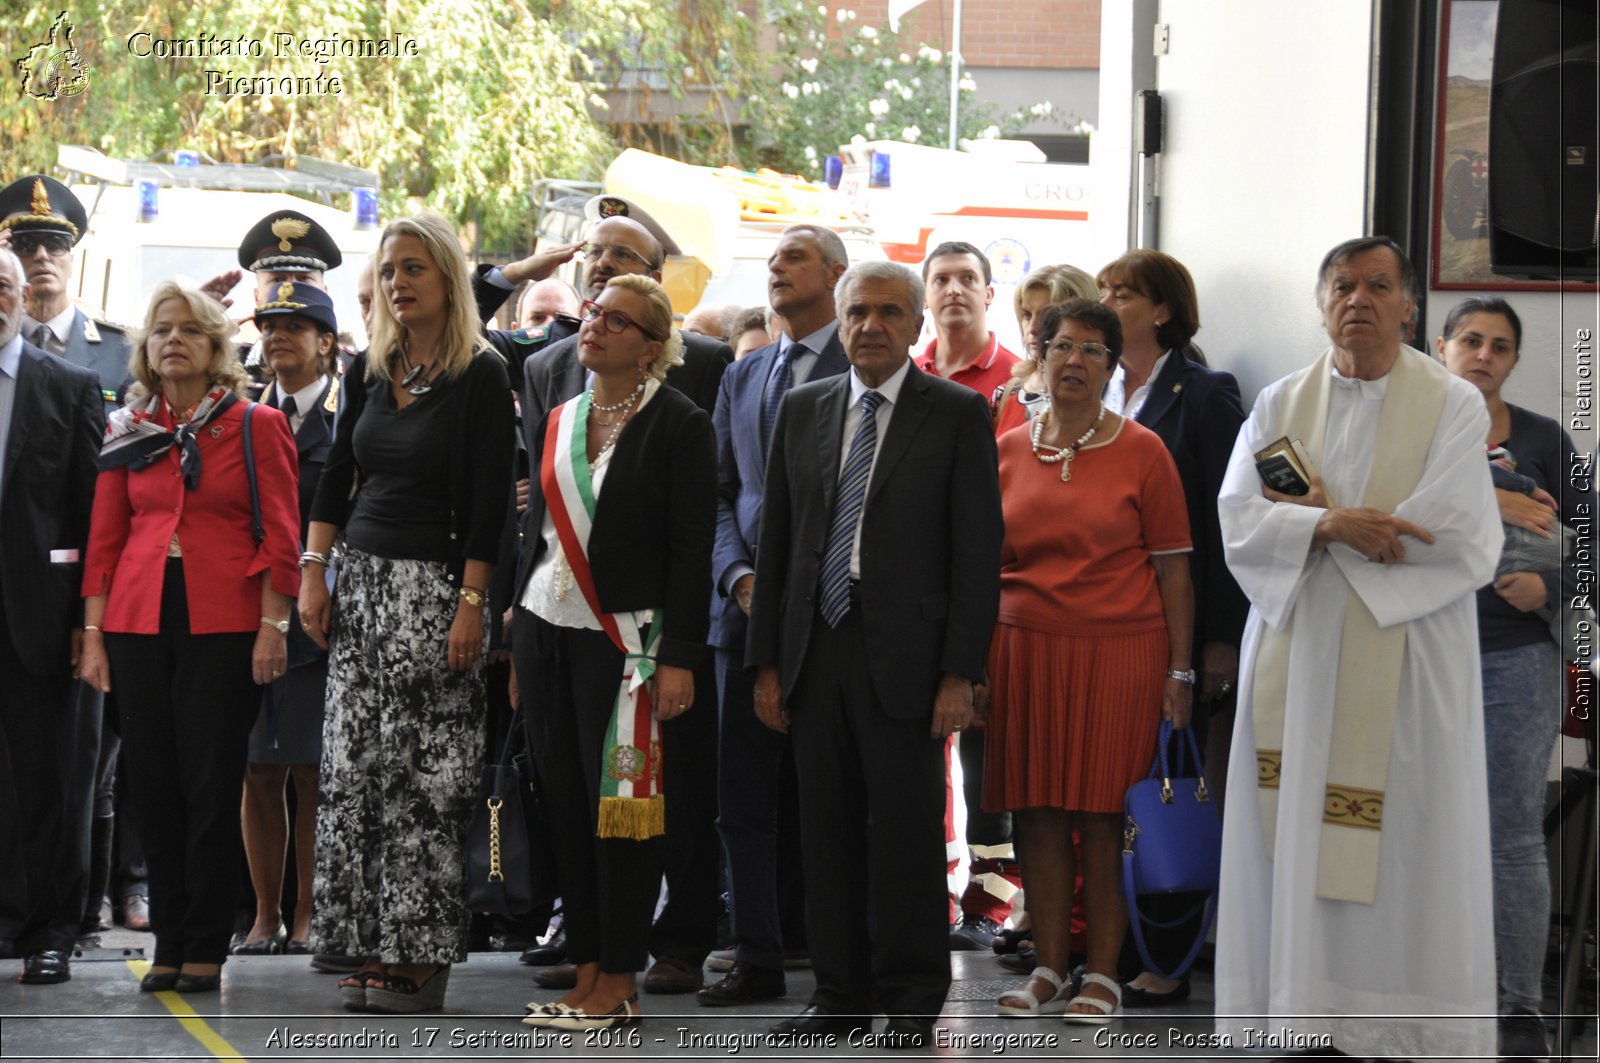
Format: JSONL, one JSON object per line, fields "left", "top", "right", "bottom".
{"left": 982, "top": 622, "right": 1166, "bottom": 814}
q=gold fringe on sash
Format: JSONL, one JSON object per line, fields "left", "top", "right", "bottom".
{"left": 598, "top": 794, "right": 666, "bottom": 841}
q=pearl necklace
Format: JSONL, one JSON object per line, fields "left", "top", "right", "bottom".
{"left": 1030, "top": 405, "right": 1104, "bottom": 482}
{"left": 590, "top": 379, "right": 646, "bottom": 414}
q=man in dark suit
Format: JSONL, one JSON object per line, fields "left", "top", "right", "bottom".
{"left": 698, "top": 224, "right": 849, "bottom": 1007}
{"left": 748, "top": 261, "right": 1003, "bottom": 1047}
{"left": 0, "top": 175, "right": 129, "bottom": 415}
{"left": 0, "top": 248, "right": 106, "bottom": 983}
{"left": 507, "top": 197, "right": 731, "bottom": 991}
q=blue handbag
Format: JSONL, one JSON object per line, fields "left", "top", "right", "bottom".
{"left": 1121, "top": 720, "right": 1222, "bottom": 979}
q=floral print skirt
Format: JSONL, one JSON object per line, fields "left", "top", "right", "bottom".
{"left": 310, "top": 548, "right": 486, "bottom": 963}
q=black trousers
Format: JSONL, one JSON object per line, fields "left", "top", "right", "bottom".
{"left": 789, "top": 603, "right": 949, "bottom": 1018}
{"left": 517, "top": 609, "right": 661, "bottom": 974}
{"left": 105, "top": 560, "right": 257, "bottom": 968}
{"left": 715, "top": 646, "right": 807, "bottom": 970}
{"left": 649, "top": 654, "right": 722, "bottom": 966}
{"left": 0, "top": 585, "right": 98, "bottom": 953}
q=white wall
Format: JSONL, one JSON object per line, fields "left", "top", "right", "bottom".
{"left": 1099, "top": 1, "right": 1376, "bottom": 401}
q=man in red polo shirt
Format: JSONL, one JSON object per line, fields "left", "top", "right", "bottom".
{"left": 914, "top": 241, "right": 1022, "bottom": 952}
{"left": 915, "top": 242, "right": 1020, "bottom": 402}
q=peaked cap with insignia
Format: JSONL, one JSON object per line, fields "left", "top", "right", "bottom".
{"left": 252, "top": 280, "right": 338, "bottom": 334}
{"left": 237, "top": 209, "right": 343, "bottom": 273}
{"left": 0, "top": 174, "right": 88, "bottom": 244}
{"left": 583, "top": 194, "right": 682, "bottom": 258}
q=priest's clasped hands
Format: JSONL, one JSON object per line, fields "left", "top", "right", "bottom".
{"left": 1264, "top": 473, "right": 1436, "bottom": 564}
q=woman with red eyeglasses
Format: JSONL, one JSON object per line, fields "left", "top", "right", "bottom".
{"left": 513, "top": 274, "right": 715, "bottom": 1031}
{"left": 296, "top": 212, "right": 514, "bottom": 1014}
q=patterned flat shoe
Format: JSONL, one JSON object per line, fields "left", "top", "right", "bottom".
{"left": 522, "top": 1001, "right": 580, "bottom": 1027}
{"left": 548, "top": 994, "right": 640, "bottom": 1030}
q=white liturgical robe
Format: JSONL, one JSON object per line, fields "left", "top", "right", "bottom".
{"left": 1214, "top": 352, "right": 1502, "bottom": 1061}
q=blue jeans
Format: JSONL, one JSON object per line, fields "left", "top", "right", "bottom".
{"left": 1481, "top": 639, "right": 1561, "bottom": 1014}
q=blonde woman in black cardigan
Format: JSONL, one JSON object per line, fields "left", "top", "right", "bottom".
{"left": 514, "top": 274, "right": 716, "bottom": 1031}
{"left": 298, "top": 212, "right": 514, "bottom": 1014}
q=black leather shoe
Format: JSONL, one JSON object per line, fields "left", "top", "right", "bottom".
{"left": 116, "top": 893, "right": 151, "bottom": 932}
{"left": 697, "top": 962, "right": 785, "bottom": 1006}
{"left": 643, "top": 954, "right": 703, "bottom": 994}
{"left": 140, "top": 969, "right": 179, "bottom": 992}
{"left": 19, "top": 950, "right": 70, "bottom": 984}
{"left": 768, "top": 1005, "right": 868, "bottom": 1038}
{"left": 533, "top": 961, "right": 578, "bottom": 990}
{"left": 519, "top": 926, "right": 567, "bottom": 966}
{"left": 1120, "top": 976, "right": 1191, "bottom": 1008}
{"left": 949, "top": 913, "right": 1002, "bottom": 951}
{"left": 175, "top": 972, "right": 221, "bottom": 994}
{"left": 882, "top": 1017, "right": 934, "bottom": 1050}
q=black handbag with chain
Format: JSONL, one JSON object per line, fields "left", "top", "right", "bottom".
{"left": 466, "top": 710, "right": 552, "bottom": 917}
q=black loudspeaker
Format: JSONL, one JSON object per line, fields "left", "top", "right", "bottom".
{"left": 1488, "top": 0, "right": 1598, "bottom": 280}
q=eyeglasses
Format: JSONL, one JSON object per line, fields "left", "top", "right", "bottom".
{"left": 580, "top": 299, "right": 662, "bottom": 340}
{"left": 1043, "top": 337, "right": 1113, "bottom": 363}
{"left": 11, "top": 232, "right": 72, "bottom": 258}
{"left": 581, "top": 242, "right": 656, "bottom": 271}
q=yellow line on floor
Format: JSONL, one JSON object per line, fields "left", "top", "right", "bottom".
{"left": 126, "top": 959, "right": 251, "bottom": 1062}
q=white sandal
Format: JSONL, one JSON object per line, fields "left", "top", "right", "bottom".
{"left": 996, "top": 966, "right": 1068, "bottom": 1017}
{"left": 1060, "top": 971, "right": 1122, "bottom": 1025}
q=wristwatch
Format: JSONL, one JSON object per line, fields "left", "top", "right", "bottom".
{"left": 459, "top": 587, "right": 488, "bottom": 608}
{"left": 261, "top": 616, "right": 290, "bottom": 635}
{"left": 1166, "top": 668, "right": 1196, "bottom": 684}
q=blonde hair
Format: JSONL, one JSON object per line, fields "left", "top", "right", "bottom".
{"left": 126, "top": 281, "right": 251, "bottom": 400}
{"left": 1011, "top": 263, "right": 1098, "bottom": 380}
{"left": 604, "top": 274, "right": 684, "bottom": 381}
{"left": 366, "top": 212, "right": 489, "bottom": 384}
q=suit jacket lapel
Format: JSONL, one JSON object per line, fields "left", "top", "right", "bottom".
{"left": 1134, "top": 351, "right": 1185, "bottom": 429}
{"left": 813, "top": 331, "right": 849, "bottom": 379}
{"left": 293, "top": 379, "right": 335, "bottom": 453}
{"left": 815, "top": 374, "right": 849, "bottom": 516}
{"left": 866, "top": 362, "right": 931, "bottom": 505}
{"left": 555, "top": 343, "right": 586, "bottom": 404}
{"left": 4, "top": 348, "right": 41, "bottom": 493}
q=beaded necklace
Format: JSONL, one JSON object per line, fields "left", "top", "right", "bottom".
{"left": 1030, "top": 404, "right": 1104, "bottom": 482}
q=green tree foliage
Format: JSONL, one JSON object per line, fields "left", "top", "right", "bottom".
{"left": 0, "top": 1, "right": 755, "bottom": 248}
{"left": 742, "top": 1, "right": 1035, "bottom": 178}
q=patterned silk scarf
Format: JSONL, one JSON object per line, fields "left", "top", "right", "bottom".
{"left": 540, "top": 389, "right": 666, "bottom": 840}
{"left": 99, "top": 386, "right": 239, "bottom": 488}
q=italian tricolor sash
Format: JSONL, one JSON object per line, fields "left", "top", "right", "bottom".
{"left": 542, "top": 391, "right": 666, "bottom": 840}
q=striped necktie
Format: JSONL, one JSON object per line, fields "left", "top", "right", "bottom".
{"left": 817, "top": 390, "right": 882, "bottom": 626}
{"left": 761, "top": 344, "right": 801, "bottom": 450}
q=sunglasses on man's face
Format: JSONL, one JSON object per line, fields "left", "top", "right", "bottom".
{"left": 11, "top": 232, "right": 73, "bottom": 258}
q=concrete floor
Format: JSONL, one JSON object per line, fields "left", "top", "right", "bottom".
{"left": 0, "top": 934, "right": 1591, "bottom": 1061}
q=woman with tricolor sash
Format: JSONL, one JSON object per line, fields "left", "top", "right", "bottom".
{"left": 297, "top": 213, "right": 515, "bottom": 1014}
{"left": 514, "top": 274, "right": 715, "bottom": 1031}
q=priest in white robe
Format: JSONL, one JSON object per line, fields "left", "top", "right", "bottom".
{"left": 1214, "top": 238, "right": 1501, "bottom": 1061}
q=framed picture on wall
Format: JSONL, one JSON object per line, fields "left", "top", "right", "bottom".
{"left": 1431, "top": 0, "right": 1598, "bottom": 290}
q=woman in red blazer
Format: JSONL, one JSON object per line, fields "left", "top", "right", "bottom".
{"left": 78, "top": 281, "right": 301, "bottom": 994}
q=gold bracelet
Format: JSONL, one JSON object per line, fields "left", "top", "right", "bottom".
{"left": 83, "top": 624, "right": 102, "bottom": 633}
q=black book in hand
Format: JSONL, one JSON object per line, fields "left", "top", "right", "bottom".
{"left": 1254, "top": 437, "right": 1312, "bottom": 496}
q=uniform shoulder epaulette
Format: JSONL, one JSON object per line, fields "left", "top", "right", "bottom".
{"left": 81, "top": 316, "right": 127, "bottom": 344}
{"left": 512, "top": 324, "right": 550, "bottom": 345}
{"left": 324, "top": 375, "right": 340, "bottom": 412}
